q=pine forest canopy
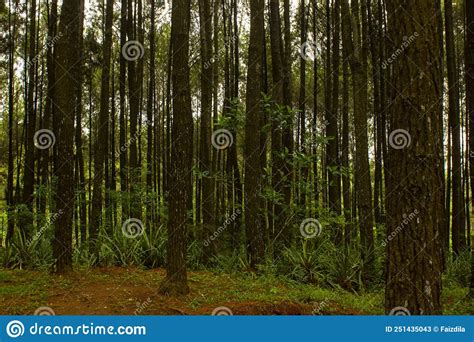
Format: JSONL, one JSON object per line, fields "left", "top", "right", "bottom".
{"left": 0, "top": 0, "right": 473, "bottom": 315}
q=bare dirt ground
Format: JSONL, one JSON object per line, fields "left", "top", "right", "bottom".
{"left": 0, "top": 267, "right": 368, "bottom": 315}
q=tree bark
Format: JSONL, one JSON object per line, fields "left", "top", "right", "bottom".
{"left": 159, "top": 0, "right": 192, "bottom": 296}
{"left": 384, "top": 0, "right": 444, "bottom": 314}
{"left": 465, "top": 0, "right": 474, "bottom": 295}
{"left": 91, "top": 0, "right": 114, "bottom": 242}
{"left": 53, "top": 0, "right": 82, "bottom": 273}
{"left": 244, "top": 0, "right": 266, "bottom": 268}
{"left": 446, "top": 0, "right": 466, "bottom": 255}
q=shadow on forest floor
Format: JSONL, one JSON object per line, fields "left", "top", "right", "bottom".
{"left": 0, "top": 267, "right": 472, "bottom": 315}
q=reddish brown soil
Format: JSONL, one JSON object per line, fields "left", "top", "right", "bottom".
{"left": 0, "top": 267, "right": 364, "bottom": 315}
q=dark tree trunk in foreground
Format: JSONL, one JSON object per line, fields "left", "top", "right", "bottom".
{"left": 384, "top": 0, "right": 444, "bottom": 314}
{"left": 160, "top": 0, "right": 192, "bottom": 295}
{"left": 53, "top": 0, "right": 82, "bottom": 273}
{"left": 244, "top": 0, "right": 266, "bottom": 268}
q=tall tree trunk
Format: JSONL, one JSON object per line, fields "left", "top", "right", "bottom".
{"left": 53, "top": 0, "right": 82, "bottom": 273}
{"left": 312, "top": 0, "right": 319, "bottom": 208}
{"left": 329, "top": 0, "right": 342, "bottom": 243}
{"left": 146, "top": 0, "right": 156, "bottom": 228}
{"left": 342, "top": 0, "right": 375, "bottom": 286}
{"left": 367, "top": 0, "right": 382, "bottom": 225}
{"left": 91, "top": 0, "right": 114, "bottom": 243}
{"left": 119, "top": 0, "right": 129, "bottom": 219}
{"left": 159, "top": 0, "right": 192, "bottom": 296}
{"left": 198, "top": 0, "right": 215, "bottom": 261}
{"left": 269, "top": 0, "right": 285, "bottom": 255}
{"left": 244, "top": 0, "right": 266, "bottom": 268}
{"left": 74, "top": 0, "right": 86, "bottom": 245}
{"left": 6, "top": 0, "right": 16, "bottom": 246}
{"left": 384, "top": 0, "right": 444, "bottom": 314}
{"left": 281, "top": 0, "right": 293, "bottom": 239}
{"left": 340, "top": 1, "right": 351, "bottom": 244}
{"left": 298, "top": 0, "right": 308, "bottom": 210}
{"left": 127, "top": 0, "right": 142, "bottom": 221}
{"left": 22, "top": 0, "right": 38, "bottom": 237}
{"left": 465, "top": 0, "right": 474, "bottom": 295}
{"left": 446, "top": 0, "right": 466, "bottom": 256}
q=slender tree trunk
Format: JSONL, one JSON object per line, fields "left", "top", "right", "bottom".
{"left": 198, "top": 0, "right": 216, "bottom": 261}
{"left": 53, "top": 0, "right": 82, "bottom": 273}
{"left": 269, "top": 0, "right": 285, "bottom": 255}
{"left": 22, "top": 0, "right": 38, "bottom": 237}
{"left": 312, "top": 0, "right": 319, "bottom": 207}
{"left": 281, "top": 0, "right": 293, "bottom": 240}
{"left": 119, "top": 0, "right": 129, "bottom": 220}
{"left": 367, "top": 0, "right": 382, "bottom": 225}
{"left": 446, "top": 0, "right": 466, "bottom": 256}
{"left": 146, "top": 0, "right": 156, "bottom": 228}
{"left": 465, "top": 0, "right": 474, "bottom": 295}
{"left": 342, "top": 0, "right": 375, "bottom": 286}
{"left": 159, "top": 0, "right": 192, "bottom": 296}
{"left": 74, "top": 0, "right": 86, "bottom": 245}
{"left": 340, "top": 2, "right": 351, "bottom": 244}
{"left": 6, "top": 0, "right": 16, "bottom": 246}
{"left": 298, "top": 0, "right": 308, "bottom": 210}
{"left": 244, "top": 0, "right": 266, "bottom": 268}
{"left": 127, "top": 0, "right": 142, "bottom": 221}
{"left": 91, "top": 0, "right": 114, "bottom": 243}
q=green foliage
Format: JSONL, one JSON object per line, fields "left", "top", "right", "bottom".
{"left": 3, "top": 230, "right": 53, "bottom": 270}
{"left": 97, "top": 225, "right": 166, "bottom": 268}
{"left": 282, "top": 239, "right": 324, "bottom": 284}
{"left": 444, "top": 250, "right": 471, "bottom": 287}
{"left": 318, "top": 243, "right": 365, "bottom": 291}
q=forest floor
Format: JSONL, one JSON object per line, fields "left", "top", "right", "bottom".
{"left": 0, "top": 267, "right": 472, "bottom": 315}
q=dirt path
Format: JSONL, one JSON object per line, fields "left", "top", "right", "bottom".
{"left": 0, "top": 267, "right": 366, "bottom": 315}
